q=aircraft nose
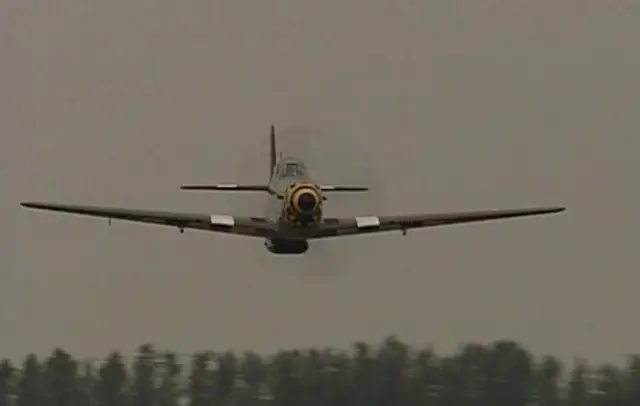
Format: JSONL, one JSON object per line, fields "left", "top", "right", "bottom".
{"left": 297, "top": 192, "right": 317, "bottom": 211}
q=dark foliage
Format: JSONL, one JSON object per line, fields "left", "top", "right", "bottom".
{"left": 0, "top": 337, "right": 636, "bottom": 405}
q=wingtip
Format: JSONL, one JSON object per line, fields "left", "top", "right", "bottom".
{"left": 21, "top": 202, "right": 49, "bottom": 209}
{"left": 21, "top": 201, "right": 66, "bottom": 210}
{"left": 538, "top": 206, "right": 566, "bottom": 215}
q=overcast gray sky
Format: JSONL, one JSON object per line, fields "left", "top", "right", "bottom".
{"left": 2, "top": 1, "right": 639, "bottom": 366}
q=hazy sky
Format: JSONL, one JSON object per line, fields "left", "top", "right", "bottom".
{"left": 3, "top": 1, "right": 639, "bottom": 366}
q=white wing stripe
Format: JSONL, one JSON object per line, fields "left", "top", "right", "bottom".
{"left": 215, "top": 184, "right": 239, "bottom": 189}
{"left": 355, "top": 216, "right": 381, "bottom": 228}
{"left": 209, "top": 215, "right": 235, "bottom": 227}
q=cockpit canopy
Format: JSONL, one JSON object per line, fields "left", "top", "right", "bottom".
{"left": 276, "top": 159, "right": 308, "bottom": 177}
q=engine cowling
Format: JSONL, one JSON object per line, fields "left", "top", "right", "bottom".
{"left": 264, "top": 239, "right": 309, "bottom": 254}
{"left": 283, "top": 182, "right": 323, "bottom": 225}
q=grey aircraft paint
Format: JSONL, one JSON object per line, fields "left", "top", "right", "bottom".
{"left": 21, "top": 125, "right": 565, "bottom": 255}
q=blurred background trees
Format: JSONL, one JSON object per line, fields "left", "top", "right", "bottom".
{"left": 0, "top": 336, "right": 637, "bottom": 406}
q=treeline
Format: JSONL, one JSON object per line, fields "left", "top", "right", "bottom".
{"left": 0, "top": 336, "right": 638, "bottom": 406}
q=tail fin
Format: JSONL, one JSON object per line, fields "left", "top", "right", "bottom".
{"left": 179, "top": 124, "right": 279, "bottom": 195}
{"left": 269, "top": 125, "right": 277, "bottom": 179}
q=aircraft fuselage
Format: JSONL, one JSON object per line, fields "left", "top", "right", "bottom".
{"left": 264, "top": 156, "right": 323, "bottom": 254}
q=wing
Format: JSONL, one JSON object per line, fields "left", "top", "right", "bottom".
{"left": 313, "top": 206, "right": 565, "bottom": 238}
{"left": 20, "top": 202, "right": 277, "bottom": 238}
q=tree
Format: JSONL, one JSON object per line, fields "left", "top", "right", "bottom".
{"left": 3, "top": 337, "right": 640, "bottom": 405}
{"left": 239, "top": 350, "right": 267, "bottom": 403}
{"left": 16, "top": 354, "right": 43, "bottom": 406}
{"left": 95, "top": 351, "right": 129, "bottom": 406}
{"left": 319, "top": 349, "right": 350, "bottom": 406}
{"left": 187, "top": 351, "right": 213, "bottom": 406}
{"left": 625, "top": 354, "right": 640, "bottom": 406}
{"left": 441, "top": 343, "right": 487, "bottom": 406}
{"left": 405, "top": 345, "right": 437, "bottom": 406}
{"left": 75, "top": 361, "right": 96, "bottom": 406}
{"left": 132, "top": 344, "right": 158, "bottom": 406}
{"left": 567, "top": 358, "right": 591, "bottom": 406}
{"left": 350, "top": 341, "right": 377, "bottom": 406}
{"left": 157, "top": 351, "right": 182, "bottom": 406}
{"left": 375, "top": 336, "right": 411, "bottom": 406}
{"left": 270, "top": 350, "right": 302, "bottom": 406}
{"left": 593, "top": 363, "right": 622, "bottom": 406}
{"left": 480, "top": 340, "right": 533, "bottom": 406}
{"left": 42, "top": 348, "right": 80, "bottom": 406}
{"left": 213, "top": 351, "right": 238, "bottom": 405}
{"left": 0, "top": 359, "right": 14, "bottom": 406}
{"left": 534, "top": 355, "right": 563, "bottom": 406}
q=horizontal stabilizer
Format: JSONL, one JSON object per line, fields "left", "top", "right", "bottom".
{"left": 319, "top": 185, "right": 369, "bottom": 192}
{"left": 180, "top": 184, "right": 271, "bottom": 192}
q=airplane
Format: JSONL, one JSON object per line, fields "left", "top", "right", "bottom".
{"left": 21, "top": 125, "right": 565, "bottom": 254}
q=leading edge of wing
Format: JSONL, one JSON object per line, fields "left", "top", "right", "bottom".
{"left": 20, "top": 202, "right": 276, "bottom": 238}
{"left": 313, "top": 206, "right": 566, "bottom": 238}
